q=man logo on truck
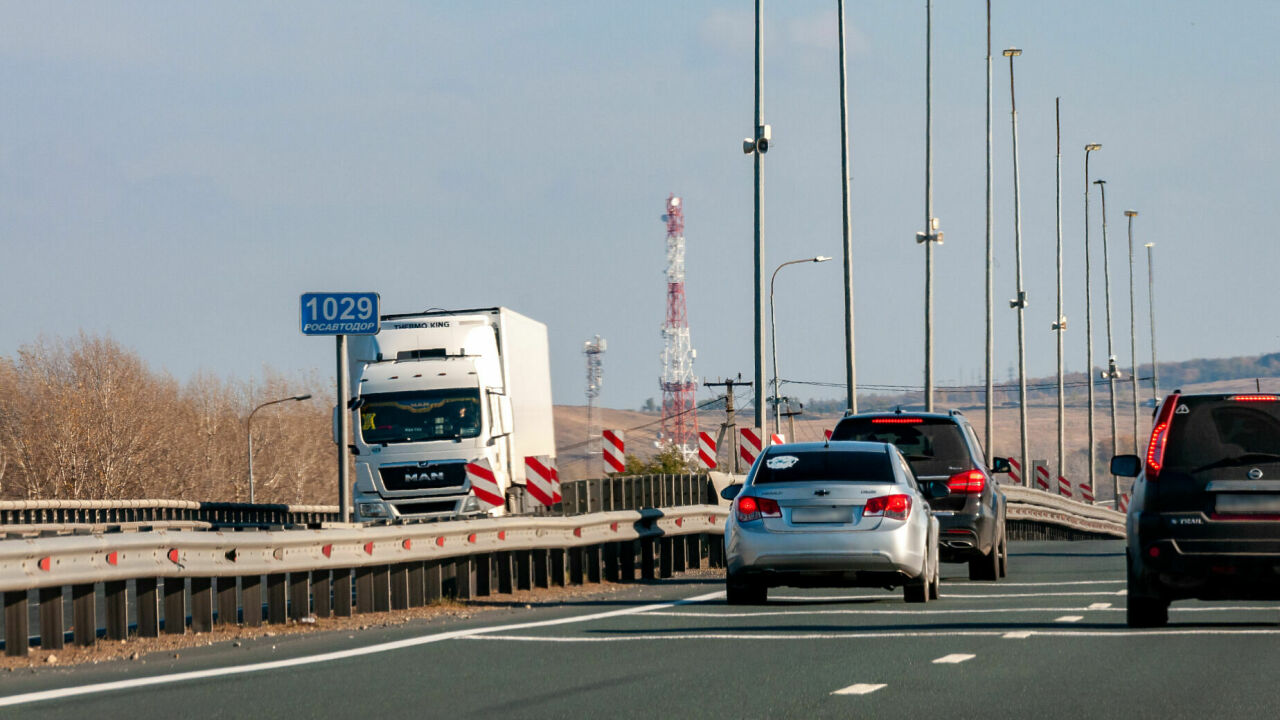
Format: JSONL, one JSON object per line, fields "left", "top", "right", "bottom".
{"left": 405, "top": 471, "right": 446, "bottom": 483}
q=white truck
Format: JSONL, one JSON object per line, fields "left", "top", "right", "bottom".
{"left": 344, "top": 307, "right": 555, "bottom": 522}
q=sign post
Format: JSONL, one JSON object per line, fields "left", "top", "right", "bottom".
{"left": 301, "top": 292, "right": 380, "bottom": 523}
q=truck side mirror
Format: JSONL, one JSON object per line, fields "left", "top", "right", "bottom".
{"left": 1111, "top": 455, "right": 1141, "bottom": 478}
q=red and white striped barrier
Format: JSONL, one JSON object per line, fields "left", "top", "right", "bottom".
{"left": 1078, "top": 479, "right": 1095, "bottom": 503}
{"left": 551, "top": 464, "right": 561, "bottom": 503}
{"left": 739, "top": 427, "right": 763, "bottom": 467}
{"left": 1034, "top": 463, "right": 1051, "bottom": 491}
{"left": 698, "top": 431, "right": 717, "bottom": 470}
{"left": 602, "top": 430, "right": 625, "bottom": 474}
{"left": 770, "top": 433, "right": 785, "bottom": 446}
{"left": 1058, "top": 475, "right": 1072, "bottom": 498}
{"left": 1008, "top": 458, "right": 1022, "bottom": 485}
{"left": 1118, "top": 492, "right": 1130, "bottom": 512}
{"left": 524, "top": 455, "right": 556, "bottom": 507}
{"left": 466, "top": 460, "right": 503, "bottom": 509}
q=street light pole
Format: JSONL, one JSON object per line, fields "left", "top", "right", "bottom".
{"left": 1146, "top": 242, "right": 1159, "bottom": 402}
{"left": 1004, "top": 47, "right": 1029, "bottom": 487}
{"left": 1083, "top": 143, "right": 1101, "bottom": 501}
{"left": 1125, "top": 210, "right": 1140, "bottom": 451}
{"left": 752, "top": 0, "right": 767, "bottom": 432}
{"left": 1053, "top": 99, "right": 1067, "bottom": 488}
{"left": 770, "top": 256, "right": 831, "bottom": 432}
{"left": 837, "top": 0, "right": 857, "bottom": 414}
{"left": 984, "top": 0, "right": 995, "bottom": 464}
{"left": 247, "top": 393, "right": 313, "bottom": 504}
{"left": 1095, "top": 178, "right": 1120, "bottom": 504}
{"left": 920, "top": 0, "right": 941, "bottom": 412}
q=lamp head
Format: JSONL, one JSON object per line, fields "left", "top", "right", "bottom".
{"left": 1085, "top": 143, "right": 1102, "bottom": 152}
{"left": 1002, "top": 48, "right": 1022, "bottom": 57}
{"left": 1124, "top": 210, "right": 1138, "bottom": 217}
{"left": 813, "top": 256, "right": 832, "bottom": 263}
{"left": 1093, "top": 179, "right": 1106, "bottom": 186}
{"left": 1144, "top": 242, "right": 1155, "bottom": 248}
{"left": 293, "top": 394, "right": 313, "bottom": 401}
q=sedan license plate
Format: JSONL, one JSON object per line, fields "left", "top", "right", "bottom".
{"left": 1217, "top": 494, "right": 1280, "bottom": 514}
{"left": 791, "top": 506, "right": 852, "bottom": 524}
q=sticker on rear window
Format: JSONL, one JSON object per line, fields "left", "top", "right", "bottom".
{"left": 766, "top": 455, "right": 800, "bottom": 470}
{"left": 1176, "top": 404, "right": 1190, "bottom": 414}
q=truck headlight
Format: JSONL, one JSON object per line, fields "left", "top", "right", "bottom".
{"left": 462, "top": 496, "right": 480, "bottom": 513}
{"left": 359, "top": 502, "right": 389, "bottom": 518}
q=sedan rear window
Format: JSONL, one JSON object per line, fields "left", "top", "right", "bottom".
{"left": 1163, "top": 398, "right": 1280, "bottom": 474}
{"left": 752, "top": 449, "right": 894, "bottom": 484}
{"left": 831, "top": 417, "right": 973, "bottom": 477}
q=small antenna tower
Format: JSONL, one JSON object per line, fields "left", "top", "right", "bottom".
{"left": 660, "top": 194, "right": 699, "bottom": 452}
{"left": 584, "top": 335, "right": 606, "bottom": 446}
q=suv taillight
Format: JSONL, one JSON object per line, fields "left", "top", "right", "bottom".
{"left": 736, "top": 495, "right": 781, "bottom": 522}
{"left": 947, "top": 470, "right": 987, "bottom": 494}
{"left": 1145, "top": 392, "right": 1181, "bottom": 481}
{"left": 864, "top": 494, "right": 912, "bottom": 521}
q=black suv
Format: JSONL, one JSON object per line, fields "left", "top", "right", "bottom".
{"left": 1112, "top": 392, "right": 1280, "bottom": 627}
{"left": 831, "top": 410, "right": 1009, "bottom": 580}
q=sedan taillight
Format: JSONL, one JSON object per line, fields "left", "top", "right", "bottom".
{"left": 736, "top": 495, "right": 781, "bottom": 522}
{"left": 864, "top": 494, "right": 912, "bottom": 521}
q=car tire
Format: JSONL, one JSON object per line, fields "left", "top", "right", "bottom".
{"left": 1126, "top": 555, "right": 1169, "bottom": 628}
{"left": 928, "top": 554, "right": 941, "bottom": 600}
{"left": 726, "top": 574, "right": 767, "bottom": 605}
{"left": 997, "top": 530, "right": 1009, "bottom": 578}
{"left": 904, "top": 559, "right": 930, "bottom": 604}
{"left": 968, "top": 542, "right": 1000, "bottom": 582}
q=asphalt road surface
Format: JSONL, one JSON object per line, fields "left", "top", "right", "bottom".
{"left": 4, "top": 540, "right": 1280, "bottom": 719}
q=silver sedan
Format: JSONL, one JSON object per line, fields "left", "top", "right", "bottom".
{"left": 723, "top": 441, "right": 946, "bottom": 604}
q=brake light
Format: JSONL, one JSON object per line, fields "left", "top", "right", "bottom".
{"left": 871, "top": 417, "right": 923, "bottom": 424}
{"left": 1228, "top": 394, "right": 1279, "bottom": 402}
{"left": 947, "top": 469, "right": 987, "bottom": 494}
{"left": 864, "top": 494, "right": 912, "bottom": 521}
{"left": 1145, "top": 393, "right": 1181, "bottom": 481}
{"left": 736, "top": 495, "right": 780, "bottom": 522}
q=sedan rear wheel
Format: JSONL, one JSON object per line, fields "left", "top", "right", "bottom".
{"left": 928, "top": 555, "right": 941, "bottom": 600}
{"left": 997, "top": 530, "right": 1009, "bottom": 578}
{"left": 968, "top": 540, "right": 1000, "bottom": 582}
{"left": 904, "top": 558, "right": 930, "bottom": 604}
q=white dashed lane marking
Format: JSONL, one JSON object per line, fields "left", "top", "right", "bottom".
{"left": 933, "top": 653, "right": 976, "bottom": 664}
{"left": 1004, "top": 631, "right": 1034, "bottom": 639}
{"left": 1055, "top": 616, "right": 1085, "bottom": 623}
{"left": 1088, "top": 603, "right": 1112, "bottom": 610}
{"left": 831, "top": 683, "right": 887, "bottom": 696}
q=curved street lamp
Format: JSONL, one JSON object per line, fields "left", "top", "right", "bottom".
{"left": 770, "top": 256, "right": 831, "bottom": 433}
{"left": 247, "top": 393, "right": 313, "bottom": 503}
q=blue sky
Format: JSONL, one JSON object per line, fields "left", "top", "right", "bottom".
{"left": 3, "top": 1, "right": 1277, "bottom": 408}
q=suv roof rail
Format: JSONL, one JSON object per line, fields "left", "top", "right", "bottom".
{"left": 894, "top": 405, "right": 903, "bottom": 414}
{"left": 947, "top": 409, "right": 965, "bottom": 417}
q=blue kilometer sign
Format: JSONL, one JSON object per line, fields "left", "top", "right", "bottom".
{"left": 300, "top": 292, "right": 381, "bottom": 336}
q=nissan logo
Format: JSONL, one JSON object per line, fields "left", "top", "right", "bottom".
{"left": 1249, "top": 468, "right": 1265, "bottom": 480}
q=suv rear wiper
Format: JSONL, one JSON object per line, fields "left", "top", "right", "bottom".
{"left": 1190, "top": 452, "right": 1280, "bottom": 474}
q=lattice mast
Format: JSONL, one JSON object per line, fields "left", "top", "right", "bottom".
{"left": 583, "top": 335, "right": 606, "bottom": 447}
{"left": 660, "top": 194, "right": 699, "bottom": 450}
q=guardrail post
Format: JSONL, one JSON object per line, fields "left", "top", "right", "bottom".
{"left": 311, "top": 571, "right": 331, "bottom": 618}
{"left": 289, "top": 572, "right": 311, "bottom": 619}
{"left": 568, "top": 546, "right": 584, "bottom": 585}
{"left": 332, "top": 570, "right": 352, "bottom": 616}
{"left": 4, "top": 590, "right": 28, "bottom": 656}
{"left": 106, "top": 580, "right": 129, "bottom": 639}
{"left": 533, "top": 549, "right": 549, "bottom": 588}
{"left": 602, "top": 479, "right": 613, "bottom": 511}
{"left": 423, "top": 562, "right": 442, "bottom": 603}
{"left": 619, "top": 540, "right": 636, "bottom": 582}
{"left": 641, "top": 538, "right": 656, "bottom": 580}
{"left": 516, "top": 550, "right": 532, "bottom": 591}
{"left": 354, "top": 567, "right": 374, "bottom": 613}
{"left": 215, "top": 577, "right": 238, "bottom": 625}
{"left": 687, "top": 535, "right": 701, "bottom": 569}
{"left": 561, "top": 483, "right": 578, "bottom": 516}
{"left": 72, "top": 583, "right": 96, "bottom": 646}
{"left": 390, "top": 563, "right": 410, "bottom": 610}
{"left": 586, "top": 545, "right": 602, "bottom": 583}
{"left": 550, "top": 548, "right": 566, "bottom": 587}
{"left": 39, "top": 586, "right": 65, "bottom": 649}
{"left": 454, "top": 556, "right": 474, "bottom": 600}
{"left": 495, "top": 551, "right": 513, "bottom": 594}
{"left": 373, "top": 565, "right": 391, "bottom": 612}
{"left": 190, "top": 577, "right": 214, "bottom": 633}
{"left": 266, "top": 574, "right": 286, "bottom": 625}
{"left": 672, "top": 536, "right": 687, "bottom": 573}
{"left": 474, "top": 554, "right": 492, "bottom": 597}
{"left": 603, "top": 542, "right": 619, "bottom": 582}
{"left": 408, "top": 563, "right": 426, "bottom": 607}
{"left": 164, "top": 578, "right": 187, "bottom": 634}
{"left": 659, "top": 537, "right": 674, "bottom": 578}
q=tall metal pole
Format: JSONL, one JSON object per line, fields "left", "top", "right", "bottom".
{"left": 247, "top": 393, "right": 313, "bottom": 504}
{"left": 337, "top": 335, "right": 351, "bottom": 522}
{"left": 1095, "top": 178, "right": 1119, "bottom": 503}
{"left": 1083, "top": 143, "right": 1101, "bottom": 501}
{"left": 984, "top": 0, "right": 995, "bottom": 463}
{"left": 923, "top": 0, "right": 936, "bottom": 412}
{"left": 1146, "top": 242, "right": 1159, "bottom": 401}
{"left": 1053, "top": 99, "right": 1066, "bottom": 488}
{"left": 752, "top": 0, "right": 766, "bottom": 431}
{"left": 1004, "top": 48, "right": 1029, "bottom": 487}
{"left": 771, "top": 257, "right": 831, "bottom": 433}
{"left": 838, "top": 0, "right": 857, "bottom": 414}
{"left": 1125, "top": 210, "right": 1140, "bottom": 450}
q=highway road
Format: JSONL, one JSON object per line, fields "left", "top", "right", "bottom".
{"left": 4, "top": 539, "right": 1280, "bottom": 718}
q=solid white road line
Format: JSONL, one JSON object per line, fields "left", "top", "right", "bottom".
{"left": 1054, "top": 616, "right": 1084, "bottom": 623}
{"left": 940, "top": 590, "right": 1127, "bottom": 598}
{"left": 0, "top": 590, "right": 725, "bottom": 709}
{"left": 831, "top": 683, "right": 887, "bottom": 695}
{"left": 645, "top": 607, "right": 1115, "bottom": 618}
{"left": 932, "top": 653, "right": 976, "bottom": 664}
{"left": 767, "top": 589, "right": 1124, "bottom": 602}
{"left": 467, "top": 627, "right": 1280, "bottom": 642}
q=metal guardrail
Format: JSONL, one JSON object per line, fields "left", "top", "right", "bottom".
{"left": 558, "top": 473, "right": 711, "bottom": 514}
{"left": 0, "top": 505, "right": 728, "bottom": 657}
{"left": 1002, "top": 485, "right": 1126, "bottom": 538}
{"left": 0, "top": 500, "right": 340, "bottom": 534}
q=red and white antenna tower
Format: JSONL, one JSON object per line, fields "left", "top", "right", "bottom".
{"left": 660, "top": 194, "right": 698, "bottom": 451}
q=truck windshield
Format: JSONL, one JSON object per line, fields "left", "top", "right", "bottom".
{"left": 359, "top": 389, "right": 482, "bottom": 444}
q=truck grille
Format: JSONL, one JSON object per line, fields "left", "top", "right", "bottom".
{"left": 379, "top": 461, "right": 468, "bottom": 492}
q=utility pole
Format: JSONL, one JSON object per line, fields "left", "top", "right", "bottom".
{"left": 984, "top": 0, "right": 995, "bottom": 463}
{"left": 1083, "top": 143, "right": 1102, "bottom": 501}
{"left": 1004, "top": 47, "right": 1029, "bottom": 487}
{"left": 1146, "top": 242, "right": 1159, "bottom": 401}
{"left": 705, "top": 377, "right": 751, "bottom": 473}
{"left": 1053, "top": 99, "right": 1067, "bottom": 489}
{"left": 837, "top": 0, "right": 857, "bottom": 414}
{"left": 782, "top": 402, "right": 803, "bottom": 444}
{"left": 1095, "top": 178, "right": 1120, "bottom": 503}
{"left": 1125, "top": 210, "right": 1140, "bottom": 451}
{"left": 750, "top": 0, "right": 768, "bottom": 431}
{"left": 919, "top": 0, "right": 942, "bottom": 412}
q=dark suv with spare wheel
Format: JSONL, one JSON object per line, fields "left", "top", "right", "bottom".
{"left": 1112, "top": 391, "right": 1280, "bottom": 627}
{"left": 831, "top": 410, "right": 1010, "bottom": 580}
